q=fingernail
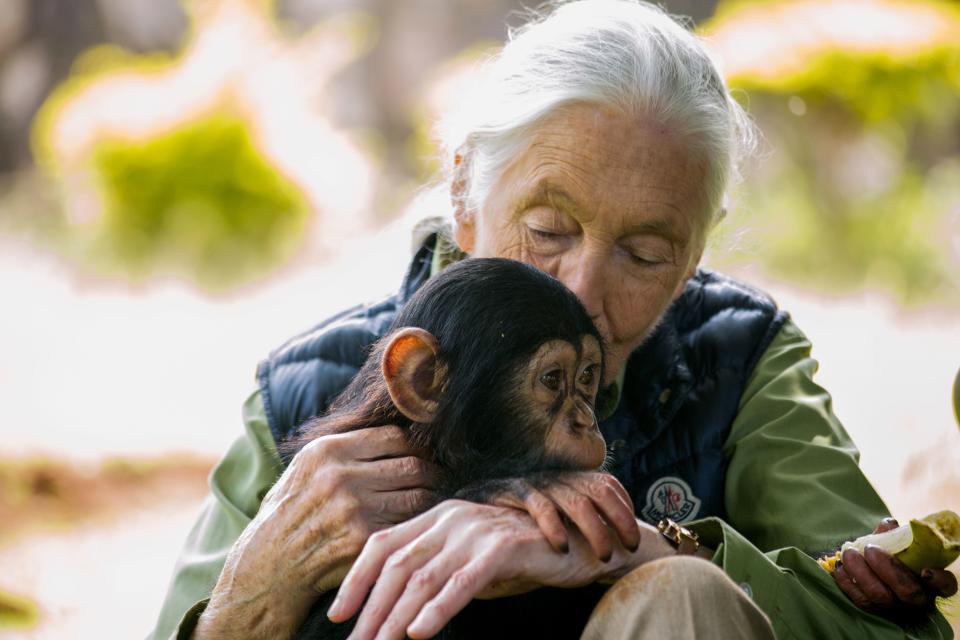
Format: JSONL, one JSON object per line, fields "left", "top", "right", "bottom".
{"left": 408, "top": 613, "right": 427, "bottom": 638}
{"left": 922, "top": 569, "right": 933, "bottom": 581}
{"left": 327, "top": 596, "right": 342, "bottom": 619}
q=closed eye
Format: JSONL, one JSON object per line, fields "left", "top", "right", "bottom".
{"left": 529, "top": 227, "right": 562, "bottom": 239}
{"left": 631, "top": 254, "right": 664, "bottom": 266}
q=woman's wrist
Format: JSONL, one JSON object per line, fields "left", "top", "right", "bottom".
{"left": 600, "top": 519, "right": 715, "bottom": 583}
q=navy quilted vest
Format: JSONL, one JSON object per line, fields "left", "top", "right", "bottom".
{"left": 258, "top": 237, "right": 787, "bottom": 524}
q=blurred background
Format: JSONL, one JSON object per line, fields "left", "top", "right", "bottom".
{"left": 0, "top": 0, "right": 958, "bottom": 636}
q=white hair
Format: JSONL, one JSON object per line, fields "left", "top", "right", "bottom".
{"left": 439, "top": 0, "right": 756, "bottom": 240}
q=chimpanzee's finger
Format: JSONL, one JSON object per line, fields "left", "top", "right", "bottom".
{"left": 872, "top": 517, "right": 900, "bottom": 535}
{"left": 367, "top": 456, "right": 440, "bottom": 491}
{"left": 600, "top": 473, "right": 636, "bottom": 514}
{"left": 488, "top": 488, "right": 567, "bottom": 551}
{"left": 499, "top": 489, "right": 568, "bottom": 553}
{"left": 407, "top": 549, "right": 504, "bottom": 639}
{"left": 329, "top": 507, "right": 443, "bottom": 622}
{"left": 582, "top": 478, "right": 640, "bottom": 552}
{"left": 544, "top": 484, "right": 613, "bottom": 561}
{"left": 862, "top": 545, "right": 926, "bottom": 606}
{"left": 921, "top": 568, "right": 959, "bottom": 598}
{"left": 834, "top": 565, "right": 872, "bottom": 611}
{"left": 841, "top": 548, "right": 895, "bottom": 608}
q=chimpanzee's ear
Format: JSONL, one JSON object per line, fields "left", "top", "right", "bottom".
{"left": 382, "top": 327, "right": 444, "bottom": 423}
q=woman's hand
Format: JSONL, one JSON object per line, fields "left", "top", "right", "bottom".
{"left": 457, "top": 471, "right": 641, "bottom": 559}
{"left": 327, "top": 499, "right": 673, "bottom": 640}
{"left": 194, "top": 426, "right": 438, "bottom": 639}
{"left": 833, "top": 518, "right": 958, "bottom": 622}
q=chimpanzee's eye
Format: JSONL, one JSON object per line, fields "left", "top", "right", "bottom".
{"left": 539, "top": 369, "right": 562, "bottom": 391}
{"left": 578, "top": 365, "right": 597, "bottom": 387}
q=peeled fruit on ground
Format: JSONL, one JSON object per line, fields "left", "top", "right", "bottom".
{"left": 818, "top": 510, "right": 960, "bottom": 574}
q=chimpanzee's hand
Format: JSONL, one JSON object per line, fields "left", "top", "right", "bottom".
{"left": 457, "top": 471, "right": 640, "bottom": 560}
{"left": 833, "top": 518, "right": 958, "bottom": 623}
{"left": 194, "top": 426, "right": 438, "bottom": 639}
{"left": 326, "top": 499, "right": 655, "bottom": 640}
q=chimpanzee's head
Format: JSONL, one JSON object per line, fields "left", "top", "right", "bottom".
{"left": 297, "top": 258, "right": 606, "bottom": 493}
{"left": 384, "top": 258, "right": 605, "bottom": 486}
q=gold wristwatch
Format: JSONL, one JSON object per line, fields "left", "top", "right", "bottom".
{"left": 657, "top": 518, "right": 700, "bottom": 555}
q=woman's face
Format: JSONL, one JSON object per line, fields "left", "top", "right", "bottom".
{"left": 455, "top": 103, "right": 706, "bottom": 384}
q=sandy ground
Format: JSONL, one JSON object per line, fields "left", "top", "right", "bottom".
{"left": 1, "top": 233, "right": 958, "bottom": 637}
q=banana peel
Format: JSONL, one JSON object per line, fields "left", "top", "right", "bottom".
{"left": 818, "top": 510, "right": 960, "bottom": 574}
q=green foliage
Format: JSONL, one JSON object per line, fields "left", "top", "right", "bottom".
{"left": 0, "top": 590, "right": 39, "bottom": 630}
{"left": 87, "top": 115, "right": 308, "bottom": 288}
{"left": 704, "top": 0, "right": 960, "bottom": 305}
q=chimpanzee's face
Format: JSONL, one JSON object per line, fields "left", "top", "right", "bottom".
{"left": 521, "top": 334, "right": 605, "bottom": 470}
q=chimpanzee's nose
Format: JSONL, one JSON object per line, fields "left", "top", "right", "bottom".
{"left": 571, "top": 397, "right": 598, "bottom": 431}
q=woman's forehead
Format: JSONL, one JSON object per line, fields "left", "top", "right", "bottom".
{"left": 499, "top": 104, "right": 705, "bottom": 241}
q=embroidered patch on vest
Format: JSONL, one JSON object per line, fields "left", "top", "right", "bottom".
{"left": 641, "top": 476, "right": 701, "bottom": 523}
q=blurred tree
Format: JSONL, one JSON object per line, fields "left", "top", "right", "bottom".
{"left": 27, "top": 1, "right": 374, "bottom": 290}
{"left": 703, "top": 0, "right": 960, "bottom": 304}
{"left": 87, "top": 114, "right": 308, "bottom": 288}
{"left": 0, "top": 0, "right": 186, "bottom": 172}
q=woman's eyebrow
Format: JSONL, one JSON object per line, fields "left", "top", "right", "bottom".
{"left": 517, "top": 179, "right": 689, "bottom": 246}
{"left": 623, "top": 218, "right": 688, "bottom": 247}
{"left": 514, "top": 179, "right": 584, "bottom": 218}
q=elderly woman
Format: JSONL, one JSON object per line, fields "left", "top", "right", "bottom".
{"left": 150, "top": 2, "right": 956, "bottom": 639}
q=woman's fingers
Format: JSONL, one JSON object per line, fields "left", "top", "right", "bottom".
{"left": 347, "top": 533, "right": 440, "bottom": 640}
{"left": 376, "top": 488, "right": 439, "bottom": 524}
{"left": 367, "top": 456, "right": 439, "bottom": 491}
{"left": 329, "top": 509, "right": 443, "bottom": 622}
{"left": 372, "top": 552, "right": 464, "bottom": 640}
{"left": 840, "top": 548, "right": 895, "bottom": 608}
{"left": 834, "top": 564, "right": 871, "bottom": 610}
{"left": 348, "top": 425, "right": 429, "bottom": 460}
{"left": 862, "top": 545, "right": 926, "bottom": 606}
{"left": 921, "top": 568, "right": 958, "bottom": 598}
{"left": 406, "top": 550, "right": 505, "bottom": 639}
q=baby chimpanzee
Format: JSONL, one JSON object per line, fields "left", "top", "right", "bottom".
{"left": 287, "top": 257, "right": 610, "bottom": 639}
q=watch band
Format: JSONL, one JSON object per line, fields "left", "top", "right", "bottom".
{"left": 657, "top": 518, "right": 700, "bottom": 556}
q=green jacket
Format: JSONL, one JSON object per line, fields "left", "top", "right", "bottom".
{"left": 148, "top": 321, "right": 953, "bottom": 640}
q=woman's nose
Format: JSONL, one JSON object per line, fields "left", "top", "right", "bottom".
{"left": 558, "top": 250, "right": 607, "bottom": 328}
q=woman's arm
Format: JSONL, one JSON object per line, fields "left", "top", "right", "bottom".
{"left": 149, "top": 390, "right": 283, "bottom": 640}
{"left": 718, "top": 319, "right": 956, "bottom": 634}
{"left": 148, "top": 390, "right": 439, "bottom": 640}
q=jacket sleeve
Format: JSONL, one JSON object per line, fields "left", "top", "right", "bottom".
{"left": 147, "top": 390, "right": 281, "bottom": 640}
{"left": 686, "top": 319, "right": 952, "bottom": 639}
